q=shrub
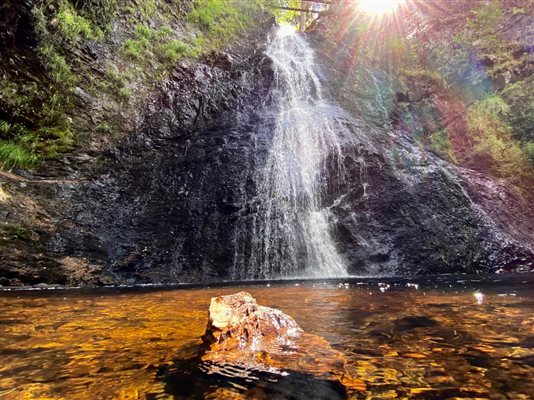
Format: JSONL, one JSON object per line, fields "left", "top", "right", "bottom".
{"left": 467, "top": 94, "right": 532, "bottom": 180}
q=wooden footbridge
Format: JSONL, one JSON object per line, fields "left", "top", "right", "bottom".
{"left": 273, "top": 0, "right": 336, "bottom": 30}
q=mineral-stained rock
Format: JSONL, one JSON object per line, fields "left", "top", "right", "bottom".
{"left": 202, "top": 291, "right": 303, "bottom": 352}
{"left": 199, "top": 292, "right": 365, "bottom": 395}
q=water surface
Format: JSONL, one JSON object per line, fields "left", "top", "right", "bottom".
{"left": 1, "top": 274, "right": 533, "bottom": 399}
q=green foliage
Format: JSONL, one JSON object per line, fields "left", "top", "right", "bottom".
{"left": 429, "top": 129, "right": 456, "bottom": 162}
{"left": 39, "top": 44, "right": 77, "bottom": 87}
{"left": 158, "top": 40, "right": 191, "bottom": 63}
{"left": 0, "top": 142, "right": 38, "bottom": 170}
{"left": 37, "top": 126, "right": 75, "bottom": 157}
{"left": 57, "top": 5, "right": 104, "bottom": 42}
{"left": 73, "top": 0, "right": 120, "bottom": 26}
{"left": 0, "top": 81, "right": 32, "bottom": 117}
{"left": 123, "top": 25, "right": 194, "bottom": 65}
{"left": 117, "top": 87, "right": 132, "bottom": 100}
{"left": 468, "top": 0, "right": 502, "bottom": 32}
{"left": 188, "top": 0, "right": 239, "bottom": 30}
{"left": 9, "top": 227, "right": 30, "bottom": 241}
{"left": 139, "top": 0, "right": 157, "bottom": 18}
{"left": 523, "top": 142, "right": 534, "bottom": 162}
{"left": 0, "top": 120, "right": 27, "bottom": 139}
{"left": 1, "top": 0, "right": 267, "bottom": 171}
{"left": 467, "top": 94, "right": 532, "bottom": 180}
{"left": 501, "top": 79, "right": 534, "bottom": 145}
{"left": 265, "top": 0, "right": 320, "bottom": 29}
{"left": 470, "top": 94, "right": 510, "bottom": 117}
{"left": 188, "top": 0, "right": 262, "bottom": 49}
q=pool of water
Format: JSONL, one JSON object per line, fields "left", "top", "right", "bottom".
{"left": 1, "top": 274, "right": 533, "bottom": 399}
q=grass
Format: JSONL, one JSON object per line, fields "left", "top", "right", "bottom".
{"left": 123, "top": 25, "right": 194, "bottom": 65}
{"left": 188, "top": 0, "right": 263, "bottom": 49}
{"left": 39, "top": 44, "right": 77, "bottom": 87}
{"left": 158, "top": 40, "right": 191, "bottom": 63}
{"left": 57, "top": 5, "right": 104, "bottom": 42}
{"left": 0, "top": 142, "right": 38, "bottom": 170}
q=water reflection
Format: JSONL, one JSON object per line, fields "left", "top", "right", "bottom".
{"left": 0, "top": 275, "right": 533, "bottom": 399}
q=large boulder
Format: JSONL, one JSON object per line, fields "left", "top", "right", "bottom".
{"left": 202, "top": 291, "right": 303, "bottom": 352}
{"left": 199, "top": 292, "right": 364, "bottom": 394}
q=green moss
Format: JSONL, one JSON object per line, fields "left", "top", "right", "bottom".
{"left": 9, "top": 227, "right": 30, "bottom": 241}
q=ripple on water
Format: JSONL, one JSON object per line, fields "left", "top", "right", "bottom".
{"left": 0, "top": 275, "right": 533, "bottom": 399}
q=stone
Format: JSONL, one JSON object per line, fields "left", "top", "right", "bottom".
{"left": 200, "top": 292, "right": 366, "bottom": 395}
{"left": 202, "top": 291, "right": 303, "bottom": 352}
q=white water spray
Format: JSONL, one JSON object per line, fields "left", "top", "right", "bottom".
{"left": 248, "top": 26, "right": 360, "bottom": 278}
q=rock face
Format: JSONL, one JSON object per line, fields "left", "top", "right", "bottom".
{"left": 1, "top": 2, "right": 534, "bottom": 286}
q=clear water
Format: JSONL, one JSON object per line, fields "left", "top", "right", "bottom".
{"left": 1, "top": 274, "right": 533, "bottom": 399}
{"left": 248, "top": 27, "right": 364, "bottom": 279}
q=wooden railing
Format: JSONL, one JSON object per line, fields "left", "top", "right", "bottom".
{"left": 272, "top": 0, "right": 333, "bottom": 30}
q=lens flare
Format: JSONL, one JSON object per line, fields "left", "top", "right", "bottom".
{"left": 358, "top": 0, "right": 405, "bottom": 15}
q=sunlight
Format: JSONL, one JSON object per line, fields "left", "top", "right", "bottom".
{"left": 278, "top": 23, "right": 297, "bottom": 37}
{"left": 358, "top": 0, "right": 405, "bottom": 15}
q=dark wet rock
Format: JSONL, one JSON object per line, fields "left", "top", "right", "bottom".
{"left": 393, "top": 316, "right": 438, "bottom": 331}
{"left": 1, "top": 1, "right": 533, "bottom": 286}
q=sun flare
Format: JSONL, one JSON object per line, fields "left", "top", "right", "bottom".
{"left": 358, "top": 0, "right": 405, "bottom": 15}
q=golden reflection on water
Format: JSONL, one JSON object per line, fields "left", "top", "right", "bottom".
{"left": 1, "top": 279, "right": 533, "bottom": 399}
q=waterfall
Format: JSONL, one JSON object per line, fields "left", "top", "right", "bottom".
{"left": 247, "top": 26, "right": 359, "bottom": 279}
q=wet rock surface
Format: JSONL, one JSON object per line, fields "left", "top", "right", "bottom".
{"left": 159, "top": 292, "right": 363, "bottom": 399}
{"left": 1, "top": 3, "right": 534, "bottom": 285}
{"left": 202, "top": 291, "right": 303, "bottom": 352}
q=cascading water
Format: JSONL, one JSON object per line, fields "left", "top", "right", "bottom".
{"left": 247, "top": 26, "right": 362, "bottom": 279}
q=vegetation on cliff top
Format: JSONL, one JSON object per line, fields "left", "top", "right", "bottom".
{"left": 0, "top": 0, "right": 272, "bottom": 170}
{"left": 314, "top": 0, "right": 534, "bottom": 195}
